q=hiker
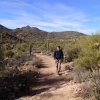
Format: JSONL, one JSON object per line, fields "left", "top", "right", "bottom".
{"left": 54, "top": 46, "right": 64, "bottom": 75}
{"left": 29, "top": 44, "right": 32, "bottom": 56}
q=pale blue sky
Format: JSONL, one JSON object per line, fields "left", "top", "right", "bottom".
{"left": 0, "top": 0, "right": 100, "bottom": 34}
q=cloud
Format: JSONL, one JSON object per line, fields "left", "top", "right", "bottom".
{"left": 0, "top": 0, "right": 95, "bottom": 34}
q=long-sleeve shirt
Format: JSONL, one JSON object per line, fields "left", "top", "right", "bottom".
{"left": 54, "top": 50, "right": 64, "bottom": 60}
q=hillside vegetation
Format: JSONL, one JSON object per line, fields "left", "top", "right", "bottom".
{"left": 0, "top": 24, "right": 100, "bottom": 100}
{"left": 66, "top": 34, "right": 100, "bottom": 100}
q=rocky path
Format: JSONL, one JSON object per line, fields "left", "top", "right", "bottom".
{"left": 17, "top": 54, "right": 84, "bottom": 100}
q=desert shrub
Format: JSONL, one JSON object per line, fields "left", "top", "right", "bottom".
{"left": 49, "top": 42, "right": 56, "bottom": 52}
{"left": 72, "top": 67, "right": 90, "bottom": 83}
{"left": 74, "top": 34, "right": 100, "bottom": 71}
{"left": 0, "top": 71, "right": 38, "bottom": 100}
{"left": 5, "top": 50, "right": 14, "bottom": 58}
{"left": 78, "top": 70, "right": 100, "bottom": 100}
{"left": 32, "top": 56, "right": 41, "bottom": 67}
{"left": 64, "top": 41, "right": 81, "bottom": 62}
{"left": 89, "top": 70, "right": 100, "bottom": 100}
{"left": 66, "top": 47, "right": 80, "bottom": 62}
{"left": 32, "top": 40, "right": 46, "bottom": 52}
{"left": 15, "top": 43, "right": 27, "bottom": 52}
{"left": 74, "top": 56, "right": 98, "bottom": 71}
{"left": 13, "top": 43, "right": 28, "bottom": 59}
{"left": 73, "top": 34, "right": 100, "bottom": 99}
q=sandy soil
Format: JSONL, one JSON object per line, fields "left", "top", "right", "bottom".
{"left": 17, "top": 54, "right": 84, "bottom": 100}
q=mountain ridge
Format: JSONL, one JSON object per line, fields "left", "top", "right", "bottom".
{"left": 0, "top": 24, "right": 86, "bottom": 41}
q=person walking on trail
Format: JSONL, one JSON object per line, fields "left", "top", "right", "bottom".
{"left": 29, "top": 44, "right": 32, "bottom": 56}
{"left": 54, "top": 46, "right": 64, "bottom": 75}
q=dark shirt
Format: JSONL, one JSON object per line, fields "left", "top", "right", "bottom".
{"left": 54, "top": 50, "right": 64, "bottom": 60}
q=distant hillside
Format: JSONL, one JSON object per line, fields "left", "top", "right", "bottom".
{"left": 0, "top": 24, "right": 86, "bottom": 42}
{"left": 12, "top": 26, "right": 85, "bottom": 42}
{"left": 0, "top": 24, "right": 11, "bottom": 32}
{"left": 49, "top": 31, "right": 85, "bottom": 40}
{"left": 0, "top": 25, "right": 21, "bottom": 44}
{"left": 12, "top": 26, "right": 47, "bottom": 41}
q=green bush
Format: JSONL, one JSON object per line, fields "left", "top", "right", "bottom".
{"left": 32, "top": 56, "right": 41, "bottom": 67}
{"left": 74, "top": 34, "right": 100, "bottom": 71}
{"left": 73, "top": 34, "right": 100, "bottom": 99}
{"left": 5, "top": 50, "right": 14, "bottom": 58}
{"left": 72, "top": 67, "right": 91, "bottom": 83}
{"left": 15, "top": 43, "right": 27, "bottom": 52}
{"left": 74, "top": 56, "right": 98, "bottom": 71}
{"left": 63, "top": 41, "right": 81, "bottom": 62}
{"left": 66, "top": 47, "right": 80, "bottom": 62}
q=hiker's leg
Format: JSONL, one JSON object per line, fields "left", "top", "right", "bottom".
{"left": 58, "top": 60, "right": 62, "bottom": 72}
{"left": 55, "top": 60, "right": 59, "bottom": 74}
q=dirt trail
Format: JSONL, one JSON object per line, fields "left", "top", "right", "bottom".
{"left": 17, "top": 54, "right": 84, "bottom": 100}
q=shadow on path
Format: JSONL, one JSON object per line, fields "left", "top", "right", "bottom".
{"left": 0, "top": 54, "right": 73, "bottom": 100}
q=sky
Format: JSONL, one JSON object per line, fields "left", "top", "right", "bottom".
{"left": 0, "top": 0, "right": 100, "bottom": 34}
